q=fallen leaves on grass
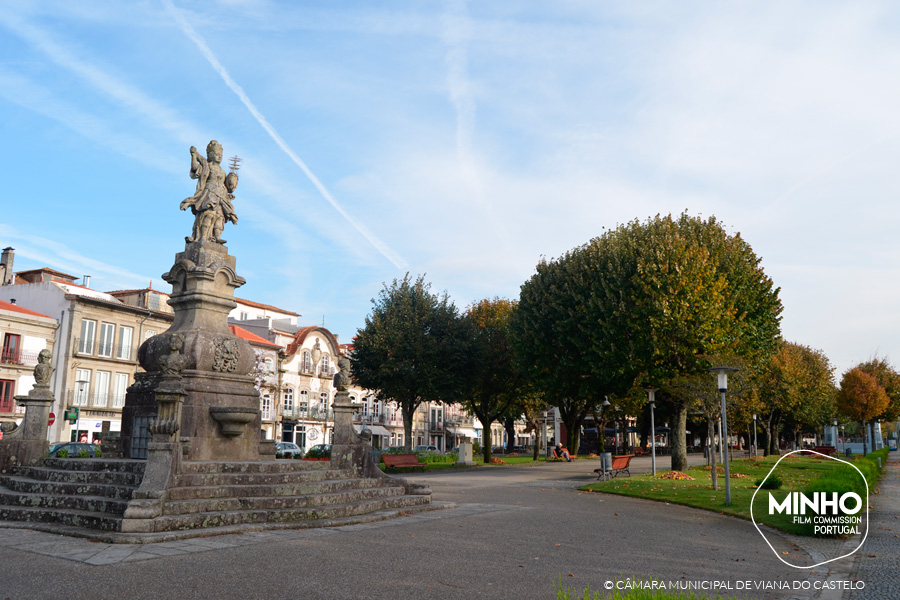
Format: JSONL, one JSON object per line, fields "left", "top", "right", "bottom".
{"left": 657, "top": 471, "right": 695, "bottom": 481}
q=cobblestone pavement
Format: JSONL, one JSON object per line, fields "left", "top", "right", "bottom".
{"left": 848, "top": 449, "right": 900, "bottom": 600}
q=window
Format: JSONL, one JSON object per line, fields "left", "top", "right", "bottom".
{"left": 321, "top": 354, "right": 330, "bottom": 376}
{"left": 2, "top": 334, "right": 21, "bottom": 364}
{"left": 98, "top": 323, "right": 115, "bottom": 357}
{"left": 117, "top": 326, "right": 134, "bottom": 360}
{"left": 299, "top": 390, "right": 309, "bottom": 414}
{"left": 301, "top": 351, "right": 311, "bottom": 374}
{"left": 113, "top": 373, "right": 128, "bottom": 408}
{"left": 0, "top": 379, "right": 14, "bottom": 412}
{"left": 263, "top": 356, "right": 274, "bottom": 373}
{"left": 73, "top": 369, "right": 90, "bottom": 406}
{"left": 283, "top": 387, "right": 294, "bottom": 413}
{"left": 320, "top": 391, "right": 329, "bottom": 408}
{"left": 79, "top": 319, "right": 96, "bottom": 354}
{"left": 93, "top": 371, "right": 110, "bottom": 407}
{"left": 261, "top": 393, "right": 272, "bottom": 420}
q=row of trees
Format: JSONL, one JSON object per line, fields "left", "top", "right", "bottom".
{"left": 351, "top": 213, "right": 897, "bottom": 466}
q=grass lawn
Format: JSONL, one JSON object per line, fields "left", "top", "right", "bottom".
{"left": 580, "top": 449, "right": 888, "bottom": 536}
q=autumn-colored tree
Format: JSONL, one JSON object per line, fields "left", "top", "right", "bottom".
{"left": 837, "top": 368, "right": 890, "bottom": 455}
{"left": 856, "top": 357, "right": 900, "bottom": 422}
{"left": 757, "top": 342, "right": 836, "bottom": 455}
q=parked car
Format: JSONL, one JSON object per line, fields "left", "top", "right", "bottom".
{"left": 275, "top": 441, "right": 303, "bottom": 458}
{"left": 413, "top": 445, "right": 439, "bottom": 453}
{"left": 49, "top": 442, "right": 100, "bottom": 458}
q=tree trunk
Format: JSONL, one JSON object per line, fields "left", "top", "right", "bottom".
{"left": 503, "top": 418, "right": 516, "bottom": 452}
{"left": 671, "top": 401, "right": 688, "bottom": 472}
{"left": 402, "top": 401, "right": 417, "bottom": 450}
{"left": 482, "top": 418, "right": 493, "bottom": 463}
{"left": 862, "top": 418, "right": 868, "bottom": 455}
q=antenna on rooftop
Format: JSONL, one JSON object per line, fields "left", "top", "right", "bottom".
{"left": 228, "top": 156, "right": 242, "bottom": 174}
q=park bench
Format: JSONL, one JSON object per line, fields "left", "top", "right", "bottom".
{"left": 551, "top": 448, "right": 576, "bottom": 460}
{"left": 594, "top": 454, "right": 634, "bottom": 479}
{"left": 382, "top": 453, "right": 427, "bottom": 471}
{"left": 812, "top": 445, "right": 836, "bottom": 456}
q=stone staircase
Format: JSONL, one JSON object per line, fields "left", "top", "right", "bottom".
{"left": 0, "top": 458, "right": 435, "bottom": 542}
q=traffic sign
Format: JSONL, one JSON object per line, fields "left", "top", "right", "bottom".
{"left": 48, "top": 412, "right": 56, "bottom": 426}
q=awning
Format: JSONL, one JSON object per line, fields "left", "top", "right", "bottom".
{"left": 447, "top": 426, "right": 478, "bottom": 438}
{"left": 354, "top": 425, "right": 391, "bottom": 437}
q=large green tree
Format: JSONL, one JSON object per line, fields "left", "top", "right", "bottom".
{"left": 351, "top": 274, "right": 471, "bottom": 449}
{"left": 460, "top": 298, "right": 523, "bottom": 463}
{"left": 513, "top": 213, "right": 782, "bottom": 467}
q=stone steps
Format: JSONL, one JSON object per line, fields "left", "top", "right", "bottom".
{"left": 161, "top": 484, "right": 405, "bottom": 515}
{"left": 0, "top": 476, "right": 137, "bottom": 500}
{"left": 165, "top": 475, "right": 385, "bottom": 501}
{"left": 150, "top": 494, "right": 431, "bottom": 532}
{"left": 11, "top": 466, "right": 144, "bottom": 487}
{"left": 0, "top": 457, "right": 431, "bottom": 540}
{"left": 0, "top": 503, "right": 124, "bottom": 531}
{"left": 0, "top": 487, "right": 129, "bottom": 514}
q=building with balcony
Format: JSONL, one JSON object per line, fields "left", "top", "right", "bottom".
{"left": 228, "top": 324, "right": 282, "bottom": 440}
{"left": 0, "top": 299, "right": 58, "bottom": 429}
{"left": 0, "top": 268, "right": 173, "bottom": 443}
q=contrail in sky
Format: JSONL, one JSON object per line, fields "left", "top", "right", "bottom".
{"left": 163, "top": 0, "right": 408, "bottom": 271}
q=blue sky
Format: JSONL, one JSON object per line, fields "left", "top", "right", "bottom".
{"left": 2, "top": 1, "right": 900, "bottom": 377}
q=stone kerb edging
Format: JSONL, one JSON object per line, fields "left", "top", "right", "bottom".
{"left": 750, "top": 449, "right": 869, "bottom": 569}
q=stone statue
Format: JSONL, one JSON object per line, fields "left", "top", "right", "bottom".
{"left": 158, "top": 334, "right": 187, "bottom": 376}
{"left": 333, "top": 358, "right": 351, "bottom": 392}
{"left": 179, "top": 140, "right": 238, "bottom": 244}
{"left": 33, "top": 350, "right": 53, "bottom": 386}
{"left": 310, "top": 339, "right": 322, "bottom": 374}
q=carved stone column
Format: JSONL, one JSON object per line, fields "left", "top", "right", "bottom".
{"left": 0, "top": 383, "right": 54, "bottom": 473}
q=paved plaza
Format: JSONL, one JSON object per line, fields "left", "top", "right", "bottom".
{"left": 0, "top": 453, "right": 894, "bottom": 600}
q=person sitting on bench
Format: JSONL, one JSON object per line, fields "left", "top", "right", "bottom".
{"left": 554, "top": 443, "right": 571, "bottom": 462}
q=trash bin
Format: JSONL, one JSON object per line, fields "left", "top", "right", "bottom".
{"left": 598, "top": 452, "right": 612, "bottom": 480}
{"left": 845, "top": 448, "right": 852, "bottom": 457}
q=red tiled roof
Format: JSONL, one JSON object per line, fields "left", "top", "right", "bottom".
{"left": 234, "top": 297, "right": 300, "bottom": 317}
{"left": 0, "top": 299, "right": 53, "bottom": 319}
{"left": 228, "top": 325, "right": 281, "bottom": 349}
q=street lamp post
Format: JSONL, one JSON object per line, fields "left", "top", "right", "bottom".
{"left": 645, "top": 388, "right": 658, "bottom": 476}
{"left": 833, "top": 419, "right": 839, "bottom": 453}
{"left": 709, "top": 366, "right": 738, "bottom": 506}
{"left": 752, "top": 414, "right": 758, "bottom": 457}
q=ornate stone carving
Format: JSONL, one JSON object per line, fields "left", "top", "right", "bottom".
{"left": 213, "top": 339, "right": 240, "bottom": 372}
{"left": 157, "top": 334, "right": 186, "bottom": 376}
{"left": 310, "top": 339, "right": 322, "bottom": 373}
{"left": 179, "top": 140, "right": 238, "bottom": 244}
{"left": 333, "top": 357, "right": 351, "bottom": 392}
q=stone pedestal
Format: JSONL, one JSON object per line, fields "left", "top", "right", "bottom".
{"left": 120, "top": 239, "right": 261, "bottom": 462}
{"left": 457, "top": 440, "right": 475, "bottom": 466}
{"left": 0, "top": 384, "right": 54, "bottom": 473}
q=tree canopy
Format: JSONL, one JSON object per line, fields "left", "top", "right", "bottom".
{"left": 513, "top": 213, "right": 782, "bottom": 466}
{"left": 351, "top": 274, "right": 470, "bottom": 449}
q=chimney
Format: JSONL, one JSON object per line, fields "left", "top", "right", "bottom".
{"left": 0, "top": 247, "right": 13, "bottom": 285}
{"left": 83, "top": 275, "right": 91, "bottom": 288}
{"left": 9, "top": 299, "right": 16, "bottom": 305}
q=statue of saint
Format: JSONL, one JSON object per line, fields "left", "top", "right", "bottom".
{"left": 179, "top": 140, "right": 238, "bottom": 244}
{"left": 310, "top": 339, "right": 322, "bottom": 374}
{"left": 33, "top": 349, "right": 53, "bottom": 386}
